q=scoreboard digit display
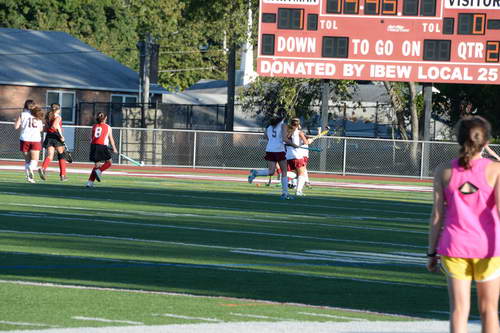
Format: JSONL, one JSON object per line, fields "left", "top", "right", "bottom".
{"left": 257, "top": 0, "right": 500, "bottom": 84}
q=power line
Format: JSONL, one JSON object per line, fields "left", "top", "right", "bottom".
{"left": 160, "top": 49, "right": 225, "bottom": 55}
{"left": 159, "top": 67, "right": 215, "bottom": 73}
{"left": 0, "top": 48, "right": 136, "bottom": 57}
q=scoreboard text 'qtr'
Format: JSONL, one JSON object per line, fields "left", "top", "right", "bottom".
{"left": 257, "top": 0, "right": 500, "bottom": 84}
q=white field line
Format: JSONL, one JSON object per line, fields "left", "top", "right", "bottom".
{"left": 71, "top": 317, "right": 143, "bottom": 325}
{"left": 0, "top": 212, "right": 426, "bottom": 249}
{"left": 0, "top": 320, "right": 54, "bottom": 327}
{"left": 0, "top": 187, "right": 430, "bottom": 218}
{"left": 229, "top": 313, "right": 287, "bottom": 320}
{"left": 298, "top": 312, "right": 368, "bottom": 321}
{"left": 0, "top": 165, "right": 433, "bottom": 192}
{"left": 152, "top": 314, "right": 220, "bottom": 322}
{"left": 2, "top": 202, "right": 427, "bottom": 235}
{"left": 0, "top": 242, "right": 437, "bottom": 289}
{"left": 0, "top": 279, "right": 416, "bottom": 320}
{"left": 0, "top": 321, "right": 481, "bottom": 333}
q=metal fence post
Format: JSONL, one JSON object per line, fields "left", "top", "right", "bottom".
{"left": 193, "top": 131, "right": 197, "bottom": 168}
{"left": 420, "top": 142, "right": 425, "bottom": 179}
{"left": 118, "top": 128, "right": 123, "bottom": 165}
{"left": 342, "top": 138, "right": 347, "bottom": 176}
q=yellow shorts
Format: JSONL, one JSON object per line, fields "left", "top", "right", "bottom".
{"left": 441, "top": 256, "right": 500, "bottom": 282}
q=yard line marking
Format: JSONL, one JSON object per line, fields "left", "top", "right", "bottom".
{"left": 229, "top": 313, "right": 287, "bottom": 320}
{"left": 298, "top": 312, "right": 368, "bottom": 321}
{"left": 0, "top": 212, "right": 426, "bottom": 248}
{"left": 2, "top": 203, "right": 427, "bottom": 235}
{"left": 152, "top": 313, "right": 221, "bottom": 322}
{"left": 0, "top": 320, "right": 54, "bottom": 327}
{"left": 72, "top": 316, "right": 143, "bottom": 325}
{"left": 0, "top": 189, "right": 430, "bottom": 217}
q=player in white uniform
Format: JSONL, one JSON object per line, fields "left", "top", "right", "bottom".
{"left": 286, "top": 118, "right": 309, "bottom": 196}
{"left": 248, "top": 116, "right": 291, "bottom": 199}
{"left": 14, "top": 101, "right": 44, "bottom": 183}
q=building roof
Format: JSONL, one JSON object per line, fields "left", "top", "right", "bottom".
{"left": 0, "top": 28, "right": 167, "bottom": 94}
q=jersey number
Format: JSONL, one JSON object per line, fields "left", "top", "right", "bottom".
{"left": 28, "top": 118, "right": 38, "bottom": 128}
{"left": 94, "top": 127, "right": 103, "bottom": 138}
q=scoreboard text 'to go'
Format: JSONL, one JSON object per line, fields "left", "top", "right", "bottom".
{"left": 257, "top": 0, "right": 500, "bottom": 84}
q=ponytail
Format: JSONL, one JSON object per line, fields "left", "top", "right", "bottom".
{"left": 96, "top": 112, "right": 107, "bottom": 123}
{"left": 30, "top": 106, "right": 44, "bottom": 121}
{"left": 456, "top": 116, "right": 491, "bottom": 169}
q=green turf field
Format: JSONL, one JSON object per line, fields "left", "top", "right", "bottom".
{"left": 0, "top": 169, "right": 456, "bottom": 331}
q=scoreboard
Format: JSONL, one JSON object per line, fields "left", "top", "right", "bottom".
{"left": 257, "top": 0, "right": 500, "bottom": 84}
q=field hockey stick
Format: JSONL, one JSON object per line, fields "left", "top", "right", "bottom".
{"left": 308, "top": 127, "right": 330, "bottom": 144}
{"left": 285, "top": 144, "right": 322, "bottom": 152}
{"left": 119, "top": 153, "right": 144, "bottom": 166}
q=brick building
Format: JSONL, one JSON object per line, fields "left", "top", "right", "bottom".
{"left": 0, "top": 28, "right": 166, "bottom": 125}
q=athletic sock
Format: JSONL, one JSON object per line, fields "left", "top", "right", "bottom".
{"left": 303, "top": 169, "right": 309, "bottom": 183}
{"left": 99, "top": 161, "right": 112, "bottom": 172}
{"left": 281, "top": 174, "right": 289, "bottom": 194}
{"left": 297, "top": 175, "right": 306, "bottom": 194}
{"left": 89, "top": 168, "right": 97, "bottom": 181}
{"left": 42, "top": 157, "right": 52, "bottom": 170}
{"left": 29, "top": 160, "right": 38, "bottom": 172}
{"left": 255, "top": 169, "right": 269, "bottom": 176}
{"left": 58, "top": 159, "right": 67, "bottom": 177}
{"left": 24, "top": 163, "right": 30, "bottom": 177}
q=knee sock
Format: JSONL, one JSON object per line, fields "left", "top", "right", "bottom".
{"left": 58, "top": 159, "right": 67, "bottom": 177}
{"left": 89, "top": 168, "right": 97, "bottom": 181}
{"left": 303, "top": 169, "right": 309, "bottom": 183}
{"left": 24, "top": 162, "right": 30, "bottom": 177}
{"left": 99, "top": 161, "right": 112, "bottom": 172}
{"left": 255, "top": 169, "right": 270, "bottom": 176}
{"left": 42, "top": 156, "right": 52, "bottom": 170}
{"left": 297, "top": 175, "right": 306, "bottom": 194}
{"left": 29, "top": 160, "right": 38, "bottom": 172}
{"left": 281, "top": 174, "right": 289, "bottom": 194}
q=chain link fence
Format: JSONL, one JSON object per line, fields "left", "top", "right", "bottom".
{"left": 2, "top": 121, "right": 498, "bottom": 179}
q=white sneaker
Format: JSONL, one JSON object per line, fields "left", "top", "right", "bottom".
{"left": 26, "top": 177, "right": 35, "bottom": 184}
{"left": 94, "top": 169, "right": 102, "bottom": 182}
{"left": 85, "top": 181, "right": 94, "bottom": 188}
{"left": 296, "top": 191, "right": 305, "bottom": 197}
{"left": 248, "top": 170, "right": 257, "bottom": 184}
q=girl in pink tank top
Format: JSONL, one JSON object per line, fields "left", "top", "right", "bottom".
{"left": 427, "top": 116, "right": 500, "bottom": 333}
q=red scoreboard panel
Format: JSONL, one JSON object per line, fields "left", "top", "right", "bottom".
{"left": 257, "top": 0, "right": 500, "bottom": 84}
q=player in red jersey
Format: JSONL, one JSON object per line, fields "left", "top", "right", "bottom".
{"left": 86, "top": 112, "right": 117, "bottom": 188}
{"left": 38, "top": 103, "right": 68, "bottom": 181}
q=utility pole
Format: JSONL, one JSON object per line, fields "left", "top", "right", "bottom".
{"left": 319, "top": 79, "right": 330, "bottom": 171}
{"left": 138, "top": 33, "right": 153, "bottom": 128}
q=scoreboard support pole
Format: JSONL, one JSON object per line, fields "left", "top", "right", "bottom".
{"left": 320, "top": 79, "right": 330, "bottom": 172}
{"left": 422, "top": 83, "right": 433, "bottom": 177}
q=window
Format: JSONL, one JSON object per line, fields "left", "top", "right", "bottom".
{"left": 47, "top": 91, "right": 75, "bottom": 124}
{"left": 277, "top": 8, "right": 304, "bottom": 29}
{"left": 111, "top": 95, "right": 138, "bottom": 105}
{"left": 322, "top": 36, "right": 349, "bottom": 58}
{"left": 262, "top": 34, "right": 275, "bottom": 55}
{"left": 423, "top": 39, "right": 451, "bottom": 61}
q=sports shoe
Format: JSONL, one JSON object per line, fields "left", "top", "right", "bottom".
{"left": 26, "top": 176, "right": 35, "bottom": 184}
{"left": 248, "top": 170, "right": 257, "bottom": 184}
{"left": 85, "top": 181, "right": 94, "bottom": 188}
{"left": 94, "top": 169, "right": 102, "bottom": 182}
{"left": 60, "top": 176, "right": 68, "bottom": 182}
{"left": 38, "top": 168, "right": 46, "bottom": 181}
{"left": 296, "top": 191, "right": 305, "bottom": 197}
{"left": 280, "top": 193, "right": 293, "bottom": 200}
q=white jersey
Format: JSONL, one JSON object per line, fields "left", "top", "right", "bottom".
{"left": 265, "top": 121, "right": 285, "bottom": 152}
{"left": 19, "top": 110, "right": 43, "bottom": 142}
{"left": 286, "top": 129, "right": 303, "bottom": 160}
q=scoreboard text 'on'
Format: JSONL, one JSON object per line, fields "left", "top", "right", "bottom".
{"left": 257, "top": 0, "right": 500, "bottom": 84}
